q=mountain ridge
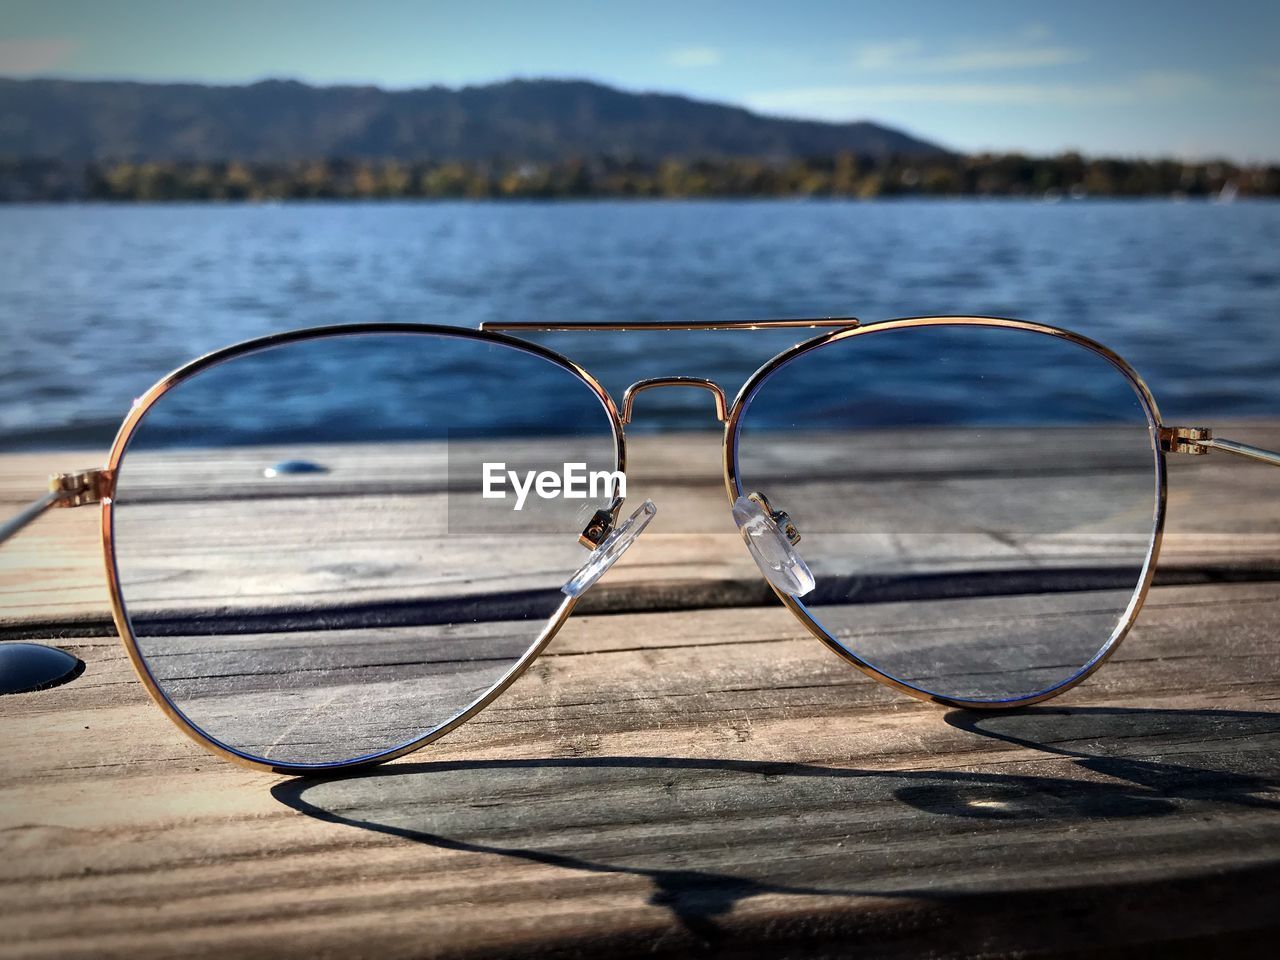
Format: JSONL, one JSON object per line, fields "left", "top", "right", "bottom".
{"left": 0, "top": 76, "right": 947, "bottom": 162}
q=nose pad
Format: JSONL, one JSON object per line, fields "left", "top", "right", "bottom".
{"left": 561, "top": 500, "right": 657, "bottom": 598}
{"left": 732, "top": 493, "right": 815, "bottom": 598}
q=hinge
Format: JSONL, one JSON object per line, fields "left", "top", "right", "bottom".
{"left": 49, "top": 468, "right": 113, "bottom": 508}
{"left": 1158, "top": 426, "right": 1213, "bottom": 455}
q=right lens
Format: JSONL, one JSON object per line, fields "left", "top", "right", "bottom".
{"left": 731, "top": 321, "right": 1160, "bottom": 705}
{"left": 108, "top": 328, "right": 619, "bottom": 768}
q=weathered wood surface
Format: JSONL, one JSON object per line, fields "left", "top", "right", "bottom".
{"left": 5, "top": 424, "right": 1280, "bottom": 628}
{"left": 1, "top": 426, "right": 1280, "bottom": 958}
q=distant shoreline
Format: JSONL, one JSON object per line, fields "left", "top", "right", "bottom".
{"left": 3, "top": 195, "right": 1277, "bottom": 208}
{"left": 2, "top": 154, "right": 1276, "bottom": 203}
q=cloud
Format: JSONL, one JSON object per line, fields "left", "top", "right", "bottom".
{"left": 923, "top": 47, "right": 1087, "bottom": 71}
{"left": 854, "top": 39, "right": 922, "bottom": 71}
{"left": 1135, "top": 70, "right": 1211, "bottom": 96}
{"left": 666, "top": 46, "right": 722, "bottom": 69}
{"left": 0, "top": 38, "right": 79, "bottom": 75}
{"left": 852, "top": 33, "right": 1087, "bottom": 73}
{"left": 745, "top": 71, "right": 1213, "bottom": 118}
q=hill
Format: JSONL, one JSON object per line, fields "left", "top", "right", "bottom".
{"left": 0, "top": 76, "right": 945, "bottom": 163}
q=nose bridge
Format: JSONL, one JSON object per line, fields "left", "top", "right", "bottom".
{"left": 620, "top": 377, "right": 728, "bottom": 425}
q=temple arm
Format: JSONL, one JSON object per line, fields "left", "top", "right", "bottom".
{"left": 1160, "top": 426, "right": 1280, "bottom": 466}
{"left": 0, "top": 469, "right": 110, "bottom": 547}
{"left": 1202, "top": 437, "right": 1280, "bottom": 467}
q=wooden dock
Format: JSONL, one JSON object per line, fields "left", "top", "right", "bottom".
{"left": 2, "top": 424, "right": 1280, "bottom": 958}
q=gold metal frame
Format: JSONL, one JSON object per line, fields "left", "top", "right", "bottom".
{"left": 6, "top": 314, "right": 1275, "bottom": 772}
{"left": 622, "top": 377, "right": 728, "bottom": 424}
{"left": 721, "top": 316, "right": 1168, "bottom": 711}
{"left": 98, "top": 323, "right": 625, "bottom": 773}
{"left": 482, "top": 318, "right": 860, "bottom": 332}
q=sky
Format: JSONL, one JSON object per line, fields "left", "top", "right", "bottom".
{"left": 3, "top": 0, "right": 1279, "bottom": 160}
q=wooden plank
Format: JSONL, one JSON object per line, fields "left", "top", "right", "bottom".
{"left": 5, "top": 424, "right": 1280, "bottom": 628}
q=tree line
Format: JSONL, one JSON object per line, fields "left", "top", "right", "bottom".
{"left": 2, "top": 152, "right": 1277, "bottom": 201}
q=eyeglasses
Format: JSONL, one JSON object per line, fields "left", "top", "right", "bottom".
{"left": 4, "top": 316, "right": 1277, "bottom": 773}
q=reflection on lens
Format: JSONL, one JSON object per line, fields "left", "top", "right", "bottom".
{"left": 733, "top": 322, "right": 1159, "bottom": 703}
{"left": 111, "top": 330, "right": 617, "bottom": 766}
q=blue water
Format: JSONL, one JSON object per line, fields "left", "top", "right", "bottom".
{"left": 1, "top": 199, "right": 1278, "bottom": 450}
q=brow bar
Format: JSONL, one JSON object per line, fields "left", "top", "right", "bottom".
{"left": 480, "top": 318, "right": 860, "bottom": 332}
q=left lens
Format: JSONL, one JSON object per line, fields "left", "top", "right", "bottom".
{"left": 730, "top": 320, "right": 1161, "bottom": 705}
{"left": 109, "top": 328, "right": 618, "bottom": 767}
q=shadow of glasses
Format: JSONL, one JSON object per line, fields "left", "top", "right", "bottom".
{"left": 270, "top": 706, "right": 1280, "bottom": 947}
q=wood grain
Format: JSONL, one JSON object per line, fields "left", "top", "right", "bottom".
{"left": 2, "top": 427, "right": 1280, "bottom": 958}
{"left": 6, "top": 423, "right": 1280, "bottom": 624}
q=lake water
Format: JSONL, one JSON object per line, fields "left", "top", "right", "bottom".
{"left": 1, "top": 199, "right": 1278, "bottom": 450}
